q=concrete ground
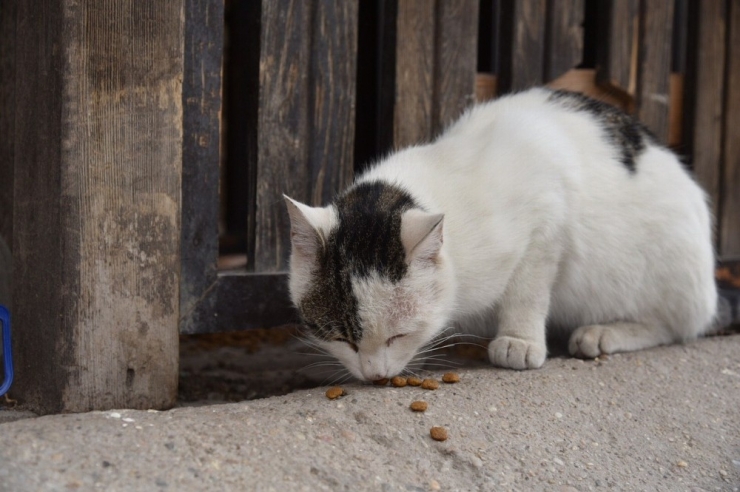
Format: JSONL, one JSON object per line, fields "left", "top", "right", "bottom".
{"left": 1, "top": 334, "right": 739, "bottom": 492}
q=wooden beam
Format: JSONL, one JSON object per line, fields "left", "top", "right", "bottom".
{"left": 254, "top": 0, "right": 359, "bottom": 272}
{"left": 684, "top": 0, "right": 726, "bottom": 236}
{"left": 180, "top": 0, "right": 224, "bottom": 326}
{"left": 597, "top": 0, "right": 640, "bottom": 94}
{"left": 12, "top": 0, "right": 184, "bottom": 414}
{"left": 501, "top": 0, "right": 547, "bottom": 92}
{"left": 721, "top": 0, "right": 740, "bottom": 259}
{"left": 636, "top": 0, "right": 674, "bottom": 143}
{"left": 0, "top": 0, "right": 16, "bottom": 308}
{"left": 544, "top": 0, "right": 584, "bottom": 82}
{"left": 393, "top": 0, "right": 436, "bottom": 148}
{"left": 434, "top": 0, "right": 480, "bottom": 133}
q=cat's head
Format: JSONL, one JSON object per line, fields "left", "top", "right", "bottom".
{"left": 285, "top": 181, "right": 456, "bottom": 381}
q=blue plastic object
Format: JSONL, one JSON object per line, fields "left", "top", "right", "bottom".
{"left": 0, "top": 305, "right": 13, "bottom": 397}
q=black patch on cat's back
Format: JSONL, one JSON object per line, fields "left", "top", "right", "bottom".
{"left": 299, "top": 181, "right": 418, "bottom": 342}
{"left": 547, "top": 89, "right": 657, "bottom": 173}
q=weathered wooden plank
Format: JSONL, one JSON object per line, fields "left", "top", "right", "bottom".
{"left": 503, "top": 0, "right": 547, "bottom": 91}
{"left": 180, "top": 273, "right": 297, "bottom": 334}
{"left": 255, "top": 0, "right": 359, "bottom": 272}
{"left": 721, "top": 1, "right": 740, "bottom": 259}
{"left": 434, "top": 0, "right": 479, "bottom": 133}
{"left": 0, "top": 0, "right": 15, "bottom": 249}
{"left": 544, "top": 0, "right": 584, "bottom": 82}
{"left": 180, "top": 0, "right": 224, "bottom": 327}
{"left": 13, "top": 0, "right": 184, "bottom": 414}
{"left": 0, "top": 0, "right": 16, "bottom": 308}
{"left": 254, "top": 1, "right": 313, "bottom": 272}
{"left": 684, "top": 0, "right": 726, "bottom": 225}
{"left": 393, "top": 0, "right": 436, "bottom": 148}
{"left": 597, "top": 0, "right": 639, "bottom": 93}
{"left": 309, "top": 0, "right": 358, "bottom": 206}
{"left": 636, "top": 0, "right": 674, "bottom": 143}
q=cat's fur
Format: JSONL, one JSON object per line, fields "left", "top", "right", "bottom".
{"left": 285, "top": 88, "right": 717, "bottom": 381}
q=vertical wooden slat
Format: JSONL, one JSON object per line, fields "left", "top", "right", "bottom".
{"left": 597, "top": 0, "right": 640, "bottom": 93}
{"left": 636, "top": 0, "right": 674, "bottom": 142}
{"left": 434, "top": 0, "right": 480, "bottom": 133}
{"left": 309, "top": 0, "right": 359, "bottom": 206}
{"left": 0, "top": 0, "right": 15, "bottom": 252}
{"left": 544, "top": 0, "right": 584, "bottom": 82}
{"left": 0, "top": 0, "right": 16, "bottom": 307}
{"left": 393, "top": 0, "right": 436, "bottom": 148}
{"left": 721, "top": 0, "right": 740, "bottom": 258}
{"left": 254, "top": 0, "right": 359, "bottom": 272}
{"left": 685, "top": 0, "right": 726, "bottom": 229}
{"left": 179, "top": 0, "right": 224, "bottom": 326}
{"left": 502, "top": 0, "right": 547, "bottom": 91}
{"left": 13, "top": 0, "right": 184, "bottom": 414}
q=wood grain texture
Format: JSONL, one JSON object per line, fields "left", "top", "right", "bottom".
{"left": 393, "top": 0, "right": 436, "bottom": 148}
{"left": 636, "top": 0, "right": 674, "bottom": 143}
{"left": 684, "top": 0, "right": 726, "bottom": 226}
{"left": 433, "top": 0, "right": 479, "bottom": 133}
{"left": 507, "top": 0, "right": 547, "bottom": 91}
{"left": 180, "top": 0, "right": 224, "bottom": 327}
{"left": 255, "top": 0, "right": 358, "bottom": 272}
{"left": 13, "top": 0, "right": 184, "bottom": 414}
{"left": 309, "top": 0, "right": 358, "bottom": 206}
{"left": 0, "top": 0, "right": 15, "bottom": 250}
{"left": 597, "top": 0, "right": 639, "bottom": 93}
{"left": 721, "top": 0, "right": 740, "bottom": 259}
{"left": 544, "top": 0, "right": 584, "bottom": 82}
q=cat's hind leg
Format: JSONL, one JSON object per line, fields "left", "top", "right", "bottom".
{"left": 568, "top": 322, "right": 676, "bottom": 358}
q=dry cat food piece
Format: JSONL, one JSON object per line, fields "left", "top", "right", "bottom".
{"left": 407, "top": 376, "right": 423, "bottom": 386}
{"left": 391, "top": 376, "right": 407, "bottom": 387}
{"left": 409, "top": 401, "right": 428, "bottom": 412}
{"left": 421, "top": 378, "right": 440, "bottom": 390}
{"left": 325, "top": 387, "right": 345, "bottom": 400}
{"left": 442, "top": 372, "right": 460, "bottom": 383}
{"left": 430, "top": 427, "right": 448, "bottom": 441}
{"left": 373, "top": 378, "right": 389, "bottom": 386}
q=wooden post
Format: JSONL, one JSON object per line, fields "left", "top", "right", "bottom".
{"left": 393, "top": 0, "right": 479, "bottom": 147}
{"left": 12, "top": 0, "right": 184, "bottom": 414}
{"left": 597, "top": 0, "right": 640, "bottom": 95}
{"left": 499, "top": 0, "right": 547, "bottom": 92}
{"left": 253, "top": 0, "right": 359, "bottom": 272}
{"left": 544, "top": 0, "right": 584, "bottom": 82}
{"left": 721, "top": 1, "right": 740, "bottom": 259}
{"left": 0, "top": 0, "right": 16, "bottom": 307}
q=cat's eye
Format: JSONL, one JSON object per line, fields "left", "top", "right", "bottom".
{"left": 386, "top": 334, "right": 406, "bottom": 347}
{"left": 336, "top": 338, "right": 358, "bottom": 353}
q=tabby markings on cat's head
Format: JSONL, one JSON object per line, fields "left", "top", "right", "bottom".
{"left": 285, "top": 181, "right": 454, "bottom": 381}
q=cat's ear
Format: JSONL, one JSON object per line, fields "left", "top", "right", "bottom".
{"left": 400, "top": 209, "right": 444, "bottom": 264}
{"left": 284, "top": 196, "right": 330, "bottom": 258}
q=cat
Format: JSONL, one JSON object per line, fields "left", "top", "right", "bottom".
{"left": 284, "top": 88, "right": 718, "bottom": 381}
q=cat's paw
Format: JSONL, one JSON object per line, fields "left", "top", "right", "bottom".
{"left": 488, "top": 336, "right": 546, "bottom": 370}
{"left": 569, "top": 325, "right": 615, "bottom": 358}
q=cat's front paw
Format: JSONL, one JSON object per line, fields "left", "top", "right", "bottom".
{"left": 488, "top": 336, "right": 546, "bottom": 370}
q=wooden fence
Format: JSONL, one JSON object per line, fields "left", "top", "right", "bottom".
{"left": 0, "top": 0, "right": 738, "bottom": 413}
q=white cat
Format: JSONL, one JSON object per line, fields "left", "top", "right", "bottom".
{"left": 285, "top": 88, "right": 717, "bottom": 381}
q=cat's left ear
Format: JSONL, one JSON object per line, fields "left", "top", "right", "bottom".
{"left": 400, "top": 209, "right": 444, "bottom": 265}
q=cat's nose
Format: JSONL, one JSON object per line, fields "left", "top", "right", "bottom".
{"left": 360, "top": 359, "right": 386, "bottom": 381}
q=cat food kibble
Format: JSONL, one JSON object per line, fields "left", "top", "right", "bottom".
{"left": 410, "top": 401, "right": 428, "bottom": 412}
{"left": 421, "top": 378, "right": 440, "bottom": 390}
{"left": 442, "top": 372, "right": 460, "bottom": 383}
{"left": 325, "top": 387, "right": 345, "bottom": 399}
{"left": 391, "top": 376, "right": 407, "bottom": 387}
{"left": 373, "top": 378, "right": 389, "bottom": 386}
{"left": 430, "top": 427, "right": 448, "bottom": 441}
{"left": 407, "top": 376, "right": 423, "bottom": 386}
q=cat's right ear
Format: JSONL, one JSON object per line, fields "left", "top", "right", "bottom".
{"left": 284, "top": 196, "right": 329, "bottom": 259}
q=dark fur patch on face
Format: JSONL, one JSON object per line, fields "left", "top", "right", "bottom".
{"left": 299, "top": 181, "right": 418, "bottom": 343}
{"left": 547, "top": 89, "right": 657, "bottom": 173}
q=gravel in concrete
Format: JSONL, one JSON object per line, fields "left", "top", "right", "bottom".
{"left": 1, "top": 335, "right": 739, "bottom": 492}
